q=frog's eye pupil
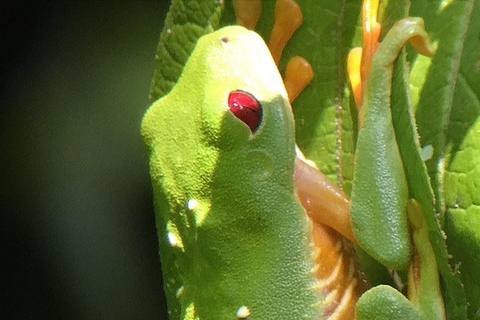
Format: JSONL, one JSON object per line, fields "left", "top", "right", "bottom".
{"left": 228, "top": 91, "right": 262, "bottom": 132}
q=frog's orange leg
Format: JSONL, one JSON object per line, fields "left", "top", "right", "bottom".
{"left": 233, "top": 0, "right": 311, "bottom": 103}
{"left": 347, "top": 0, "right": 380, "bottom": 114}
{"left": 268, "top": 0, "right": 303, "bottom": 64}
{"left": 284, "top": 56, "right": 313, "bottom": 102}
{"left": 294, "top": 158, "right": 355, "bottom": 243}
{"left": 360, "top": 0, "right": 381, "bottom": 91}
{"left": 232, "top": 0, "right": 262, "bottom": 30}
{"left": 235, "top": 0, "right": 312, "bottom": 102}
{"left": 294, "top": 159, "right": 366, "bottom": 319}
{"left": 311, "top": 222, "right": 365, "bottom": 319}
{"left": 347, "top": 48, "right": 363, "bottom": 111}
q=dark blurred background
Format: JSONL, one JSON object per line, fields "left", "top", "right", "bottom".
{"left": 1, "top": 2, "right": 171, "bottom": 319}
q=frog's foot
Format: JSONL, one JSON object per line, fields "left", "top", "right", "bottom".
{"left": 295, "top": 157, "right": 368, "bottom": 319}
{"left": 234, "top": 0, "right": 312, "bottom": 102}
{"left": 347, "top": 0, "right": 380, "bottom": 113}
{"left": 232, "top": 0, "right": 262, "bottom": 30}
{"left": 406, "top": 200, "right": 446, "bottom": 319}
{"left": 233, "top": 0, "right": 303, "bottom": 65}
{"left": 267, "top": 0, "right": 313, "bottom": 102}
{"left": 311, "top": 222, "right": 366, "bottom": 319}
{"left": 284, "top": 56, "right": 313, "bottom": 102}
{"left": 268, "top": 0, "right": 303, "bottom": 64}
{"left": 359, "top": 0, "right": 381, "bottom": 91}
{"left": 348, "top": 0, "right": 433, "bottom": 116}
{"left": 347, "top": 47, "right": 363, "bottom": 109}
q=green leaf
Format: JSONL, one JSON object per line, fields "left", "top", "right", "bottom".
{"left": 444, "top": 0, "right": 480, "bottom": 317}
{"left": 149, "top": 0, "right": 224, "bottom": 100}
{"left": 410, "top": 0, "right": 475, "bottom": 220}
{"left": 445, "top": 116, "right": 480, "bottom": 319}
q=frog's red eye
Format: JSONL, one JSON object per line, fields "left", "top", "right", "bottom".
{"left": 228, "top": 90, "right": 262, "bottom": 132}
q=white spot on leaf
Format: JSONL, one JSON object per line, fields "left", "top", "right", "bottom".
{"left": 176, "top": 286, "right": 184, "bottom": 297}
{"left": 236, "top": 305, "right": 251, "bottom": 319}
{"left": 167, "top": 232, "right": 178, "bottom": 247}
{"left": 187, "top": 199, "right": 198, "bottom": 210}
{"left": 421, "top": 145, "right": 433, "bottom": 161}
{"left": 166, "top": 221, "right": 184, "bottom": 250}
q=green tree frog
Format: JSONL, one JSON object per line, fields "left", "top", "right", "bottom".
{"left": 142, "top": 25, "right": 364, "bottom": 319}
{"left": 142, "top": 1, "right": 447, "bottom": 319}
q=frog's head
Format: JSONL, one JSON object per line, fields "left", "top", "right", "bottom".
{"left": 142, "top": 26, "right": 297, "bottom": 201}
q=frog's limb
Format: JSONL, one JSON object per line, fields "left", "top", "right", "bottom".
{"left": 350, "top": 17, "right": 434, "bottom": 271}
{"left": 235, "top": 0, "right": 312, "bottom": 104}
{"left": 347, "top": 0, "right": 381, "bottom": 112}
{"left": 406, "top": 200, "right": 446, "bottom": 319}
{"left": 294, "top": 157, "right": 355, "bottom": 243}
{"left": 356, "top": 201, "right": 446, "bottom": 320}
{"left": 311, "top": 222, "right": 365, "bottom": 319}
{"left": 283, "top": 56, "right": 314, "bottom": 102}
{"left": 359, "top": 0, "right": 381, "bottom": 99}
{"left": 347, "top": 47, "right": 362, "bottom": 110}
{"left": 295, "top": 152, "right": 364, "bottom": 317}
{"left": 268, "top": 0, "right": 302, "bottom": 64}
{"left": 232, "top": 0, "right": 262, "bottom": 30}
{"left": 295, "top": 150, "right": 366, "bottom": 318}
{"left": 356, "top": 285, "right": 424, "bottom": 320}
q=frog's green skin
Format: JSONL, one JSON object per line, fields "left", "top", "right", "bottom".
{"left": 356, "top": 201, "right": 445, "bottom": 320}
{"left": 351, "top": 18, "right": 434, "bottom": 272}
{"left": 353, "top": 18, "right": 445, "bottom": 320}
{"left": 142, "top": 26, "right": 320, "bottom": 320}
{"left": 142, "top": 22, "right": 444, "bottom": 320}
